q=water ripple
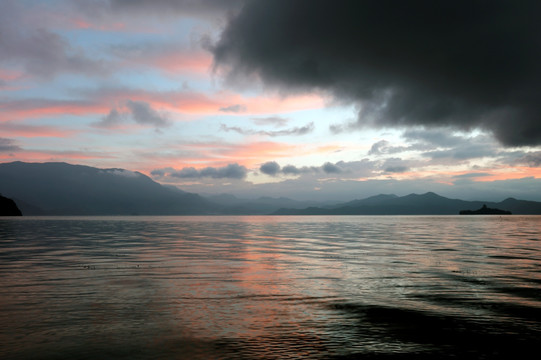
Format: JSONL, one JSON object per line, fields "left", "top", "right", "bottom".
{"left": 1, "top": 215, "right": 540, "bottom": 359}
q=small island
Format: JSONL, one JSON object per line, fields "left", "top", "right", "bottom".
{"left": 0, "top": 194, "right": 23, "bottom": 216}
{"left": 459, "top": 204, "right": 511, "bottom": 215}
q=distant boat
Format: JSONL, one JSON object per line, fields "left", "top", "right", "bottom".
{"left": 459, "top": 204, "right": 512, "bottom": 215}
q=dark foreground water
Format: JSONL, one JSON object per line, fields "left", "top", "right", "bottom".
{"left": 1, "top": 215, "right": 540, "bottom": 359}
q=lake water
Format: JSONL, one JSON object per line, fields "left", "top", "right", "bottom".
{"left": 1, "top": 215, "right": 540, "bottom": 359}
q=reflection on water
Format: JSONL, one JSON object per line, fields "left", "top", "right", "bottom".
{"left": 1, "top": 215, "right": 540, "bottom": 359}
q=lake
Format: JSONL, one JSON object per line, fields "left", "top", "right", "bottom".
{"left": 1, "top": 215, "right": 540, "bottom": 359}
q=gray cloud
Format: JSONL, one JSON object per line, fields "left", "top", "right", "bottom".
{"left": 258, "top": 161, "right": 352, "bottom": 177}
{"left": 219, "top": 104, "right": 247, "bottom": 113}
{"left": 401, "top": 128, "right": 465, "bottom": 148}
{"left": 367, "top": 140, "right": 412, "bottom": 156}
{"left": 322, "top": 162, "right": 341, "bottom": 174}
{"left": 94, "top": 108, "right": 125, "bottom": 128}
{"left": 212, "top": 0, "right": 541, "bottom": 146}
{"left": 126, "top": 100, "right": 170, "bottom": 128}
{"left": 169, "top": 163, "right": 247, "bottom": 179}
{"left": 381, "top": 158, "right": 411, "bottom": 174}
{"left": 513, "top": 151, "right": 541, "bottom": 167}
{"left": 94, "top": 101, "right": 170, "bottom": 129}
{"left": 259, "top": 161, "right": 280, "bottom": 176}
{"left": 0, "top": 1, "right": 107, "bottom": 79}
{"left": 281, "top": 164, "right": 301, "bottom": 175}
{"left": 422, "top": 141, "right": 498, "bottom": 160}
{"left": 251, "top": 116, "right": 289, "bottom": 127}
{"left": 220, "top": 122, "right": 314, "bottom": 137}
{"left": 368, "top": 140, "right": 390, "bottom": 156}
{"left": 453, "top": 173, "right": 492, "bottom": 179}
{"left": 0, "top": 138, "right": 21, "bottom": 152}
{"left": 384, "top": 166, "right": 409, "bottom": 174}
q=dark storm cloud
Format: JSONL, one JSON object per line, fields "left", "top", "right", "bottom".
{"left": 220, "top": 123, "right": 314, "bottom": 137}
{"left": 259, "top": 161, "right": 280, "bottom": 176}
{"left": 0, "top": 138, "right": 21, "bottom": 152}
{"left": 212, "top": 0, "right": 541, "bottom": 146}
{"left": 107, "top": 0, "right": 244, "bottom": 17}
{"left": 170, "top": 163, "right": 247, "bottom": 179}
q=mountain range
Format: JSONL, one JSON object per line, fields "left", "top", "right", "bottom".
{"left": 272, "top": 192, "right": 541, "bottom": 215}
{"left": 1, "top": 161, "right": 541, "bottom": 215}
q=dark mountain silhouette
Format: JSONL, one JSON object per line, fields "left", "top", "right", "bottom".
{"left": 0, "top": 161, "right": 215, "bottom": 215}
{"left": 0, "top": 194, "right": 22, "bottom": 216}
{"left": 2, "top": 162, "right": 540, "bottom": 216}
{"left": 273, "top": 192, "right": 541, "bottom": 215}
{"left": 460, "top": 204, "right": 512, "bottom": 215}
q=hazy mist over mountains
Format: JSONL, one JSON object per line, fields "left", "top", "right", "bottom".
{"left": 1, "top": 161, "right": 541, "bottom": 216}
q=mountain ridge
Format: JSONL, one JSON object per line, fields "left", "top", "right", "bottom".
{"left": 0, "top": 161, "right": 214, "bottom": 215}
{"left": 272, "top": 192, "right": 541, "bottom": 215}
{"left": 2, "top": 162, "right": 541, "bottom": 215}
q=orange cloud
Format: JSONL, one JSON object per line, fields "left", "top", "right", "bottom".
{"left": 471, "top": 166, "right": 541, "bottom": 182}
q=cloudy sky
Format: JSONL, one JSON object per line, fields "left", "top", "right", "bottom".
{"left": 1, "top": 0, "right": 541, "bottom": 201}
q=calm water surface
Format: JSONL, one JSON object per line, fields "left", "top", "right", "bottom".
{"left": 1, "top": 215, "right": 540, "bottom": 359}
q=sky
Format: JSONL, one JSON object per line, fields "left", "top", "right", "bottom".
{"left": 1, "top": 0, "right": 541, "bottom": 202}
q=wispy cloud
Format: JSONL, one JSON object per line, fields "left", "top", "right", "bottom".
{"left": 219, "top": 104, "right": 246, "bottom": 113}
{"left": 220, "top": 122, "right": 314, "bottom": 137}
{"left": 251, "top": 116, "right": 289, "bottom": 127}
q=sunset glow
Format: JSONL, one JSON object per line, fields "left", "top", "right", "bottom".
{"left": 1, "top": 0, "right": 540, "bottom": 201}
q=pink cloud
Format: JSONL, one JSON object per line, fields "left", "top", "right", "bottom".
{"left": 113, "top": 46, "right": 213, "bottom": 75}
{"left": 125, "top": 140, "right": 303, "bottom": 175}
{"left": 93, "top": 88, "right": 325, "bottom": 116}
{"left": 0, "top": 122, "right": 78, "bottom": 138}
{"left": 0, "top": 88, "right": 325, "bottom": 128}
{"left": 71, "top": 18, "right": 126, "bottom": 31}
{"left": 0, "top": 68, "right": 23, "bottom": 82}
{"left": 0, "top": 99, "right": 108, "bottom": 121}
{"left": 0, "top": 150, "right": 116, "bottom": 163}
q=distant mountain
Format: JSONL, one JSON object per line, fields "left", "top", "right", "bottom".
{"left": 0, "top": 161, "right": 215, "bottom": 215}
{"left": 205, "top": 193, "right": 326, "bottom": 215}
{"left": 0, "top": 194, "right": 22, "bottom": 216}
{"left": 272, "top": 192, "right": 541, "bottom": 215}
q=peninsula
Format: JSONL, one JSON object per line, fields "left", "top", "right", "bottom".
{"left": 0, "top": 194, "right": 23, "bottom": 216}
{"left": 459, "top": 204, "right": 512, "bottom": 215}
